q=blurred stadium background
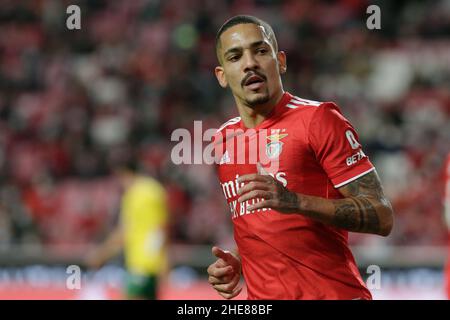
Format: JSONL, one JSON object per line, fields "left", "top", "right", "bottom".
{"left": 0, "top": 0, "right": 449, "bottom": 299}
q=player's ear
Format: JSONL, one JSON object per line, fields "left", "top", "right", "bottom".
{"left": 277, "top": 51, "right": 287, "bottom": 75}
{"left": 215, "top": 66, "right": 228, "bottom": 88}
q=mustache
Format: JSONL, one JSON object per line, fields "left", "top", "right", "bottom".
{"left": 241, "top": 71, "right": 267, "bottom": 87}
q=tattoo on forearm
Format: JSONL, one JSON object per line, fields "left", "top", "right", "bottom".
{"left": 333, "top": 197, "right": 380, "bottom": 233}
{"left": 334, "top": 200, "right": 360, "bottom": 230}
{"left": 351, "top": 197, "right": 365, "bottom": 230}
{"left": 355, "top": 197, "right": 380, "bottom": 232}
{"left": 333, "top": 171, "right": 384, "bottom": 233}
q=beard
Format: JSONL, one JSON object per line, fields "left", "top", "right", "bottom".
{"left": 244, "top": 89, "right": 270, "bottom": 108}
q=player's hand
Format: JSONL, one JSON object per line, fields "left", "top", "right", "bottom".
{"left": 237, "top": 163, "right": 300, "bottom": 213}
{"left": 207, "top": 246, "right": 242, "bottom": 299}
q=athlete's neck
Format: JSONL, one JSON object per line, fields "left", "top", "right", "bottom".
{"left": 236, "top": 90, "right": 285, "bottom": 129}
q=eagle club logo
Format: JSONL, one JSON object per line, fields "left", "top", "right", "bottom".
{"left": 266, "top": 130, "right": 288, "bottom": 160}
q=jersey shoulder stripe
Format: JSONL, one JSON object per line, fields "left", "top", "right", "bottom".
{"left": 286, "top": 96, "right": 322, "bottom": 109}
{"left": 292, "top": 96, "right": 321, "bottom": 106}
{"left": 216, "top": 116, "right": 241, "bottom": 133}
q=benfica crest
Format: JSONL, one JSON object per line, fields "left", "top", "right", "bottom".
{"left": 266, "top": 131, "right": 288, "bottom": 159}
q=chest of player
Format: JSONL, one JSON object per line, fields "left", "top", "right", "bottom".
{"left": 217, "top": 125, "right": 326, "bottom": 200}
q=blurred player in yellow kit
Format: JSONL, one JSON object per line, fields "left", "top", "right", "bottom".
{"left": 85, "top": 161, "right": 170, "bottom": 299}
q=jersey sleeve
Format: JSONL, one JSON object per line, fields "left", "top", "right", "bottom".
{"left": 308, "top": 102, "right": 374, "bottom": 188}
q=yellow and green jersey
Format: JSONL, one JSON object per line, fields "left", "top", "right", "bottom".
{"left": 121, "top": 176, "right": 168, "bottom": 276}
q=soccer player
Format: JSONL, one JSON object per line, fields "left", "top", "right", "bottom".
{"left": 207, "top": 15, "right": 394, "bottom": 300}
{"left": 85, "top": 162, "right": 169, "bottom": 299}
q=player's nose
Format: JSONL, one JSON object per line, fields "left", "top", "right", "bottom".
{"left": 242, "top": 51, "right": 259, "bottom": 72}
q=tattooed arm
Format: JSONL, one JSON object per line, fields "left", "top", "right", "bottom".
{"left": 301, "top": 170, "right": 394, "bottom": 236}
{"left": 331, "top": 171, "right": 393, "bottom": 235}
{"left": 237, "top": 169, "right": 394, "bottom": 236}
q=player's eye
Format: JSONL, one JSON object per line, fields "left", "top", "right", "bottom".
{"left": 228, "top": 55, "right": 240, "bottom": 62}
{"left": 256, "top": 48, "right": 268, "bottom": 54}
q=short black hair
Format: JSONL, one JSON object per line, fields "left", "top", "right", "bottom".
{"left": 215, "top": 15, "right": 278, "bottom": 63}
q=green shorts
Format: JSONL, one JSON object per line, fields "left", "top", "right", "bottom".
{"left": 125, "top": 273, "right": 158, "bottom": 299}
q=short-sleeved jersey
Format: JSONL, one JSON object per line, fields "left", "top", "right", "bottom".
{"left": 121, "top": 176, "right": 168, "bottom": 276}
{"left": 214, "top": 92, "right": 373, "bottom": 299}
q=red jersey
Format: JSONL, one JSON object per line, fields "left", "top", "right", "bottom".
{"left": 214, "top": 92, "right": 373, "bottom": 300}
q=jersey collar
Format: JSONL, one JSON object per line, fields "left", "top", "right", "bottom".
{"left": 239, "top": 92, "right": 292, "bottom": 131}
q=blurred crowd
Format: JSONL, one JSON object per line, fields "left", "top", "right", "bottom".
{"left": 0, "top": 0, "right": 449, "bottom": 254}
